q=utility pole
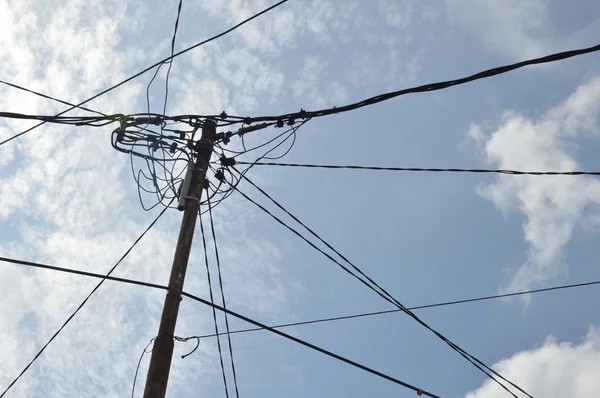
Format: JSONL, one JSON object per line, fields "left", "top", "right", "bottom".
{"left": 143, "top": 121, "right": 216, "bottom": 398}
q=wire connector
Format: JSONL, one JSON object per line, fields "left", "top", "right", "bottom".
{"left": 220, "top": 156, "right": 236, "bottom": 167}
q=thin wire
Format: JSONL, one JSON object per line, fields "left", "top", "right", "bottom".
{"left": 0, "top": 0, "right": 289, "bottom": 148}
{"left": 185, "top": 279, "right": 600, "bottom": 340}
{"left": 0, "top": 79, "right": 106, "bottom": 116}
{"left": 227, "top": 177, "right": 528, "bottom": 398}
{"left": 207, "top": 193, "right": 241, "bottom": 397}
{"left": 162, "top": 0, "right": 184, "bottom": 122}
{"left": 131, "top": 337, "right": 156, "bottom": 398}
{"left": 199, "top": 207, "right": 231, "bottom": 398}
{"left": 237, "top": 161, "right": 600, "bottom": 176}
{"left": 237, "top": 43, "right": 600, "bottom": 125}
{"left": 0, "top": 200, "right": 172, "bottom": 398}
{"left": 0, "top": 255, "right": 439, "bottom": 397}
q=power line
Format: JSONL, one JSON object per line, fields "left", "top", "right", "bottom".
{"left": 207, "top": 192, "right": 241, "bottom": 397}
{"left": 162, "top": 0, "right": 184, "bottom": 121}
{"left": 199, "top": 205, "right": 231, "bottom": 398}
{"left": 0, "top": 202, "right": 171, "bottom": 398}
{"left": 235, "top": 43, "right": 600, "bottom": 126}
{"left": 236, "top": 161, "right": 600, "bottom": 176}
{"left": 186, "top": 279, "right": 600, "bottom": 340}
{"left": 0, "top": 79, "right": 106, "bottom": 117}
{"left": 0, "top": 0, "right": 289, "bottom": 148}
{"left": 225, "top": 173, "right": 530, "bottom": 398}
{"left": 131, "top": 337, "right": 156, "bottom": 398}
{"left": 0, "top": 255, "right": 440, "bottom": 397}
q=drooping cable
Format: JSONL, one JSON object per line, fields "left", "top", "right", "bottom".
{"left": 131, "top": 337, "right": 156, "bottom": 398}
{"left": 225, "top": 174, "right": 529, "bottom": 398}
{"left": 0, "top": 255, "right": 440, "bottom": 397}
{"left": 237, "top": 161, "right": 600, "bottom": 176}
{"left": 207, "top": 192, "right": 241, "bottom": 397}
{"left": 0, "top": 0, "right": 290, "bottom": 148}
{"left": 199, "top": 206, "right": 231, "bottom": 398}
{"left": 0, "top": 200, "right": 172, "bottom": 398}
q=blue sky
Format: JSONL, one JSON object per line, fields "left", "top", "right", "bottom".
{"left": 1, "top": 1, "right": 600, "bottom": 397}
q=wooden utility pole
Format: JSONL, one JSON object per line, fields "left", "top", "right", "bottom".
{"left": 143, "top": 121, "right": 216, "bottom": 398}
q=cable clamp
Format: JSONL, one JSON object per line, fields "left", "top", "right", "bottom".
{"left": 220, "top": 156, "right": 236, "bottom": 167}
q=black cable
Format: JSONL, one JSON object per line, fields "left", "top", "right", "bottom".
{"left": 227, "top": 177, "right": 528, "bottom": 398}
{"left": 0, "top": 0, "right": 289, "bottom": 148}
{"left": 0, "top": 79, "right": 106, "bottom": 116}
{"left": 131, "top": 337, "right": 156, "bottom": 398}
{"left": 237, "top": 161, "right": 600, "bottom": 176}
{"left": 0, "top": 201, "right": 172, "bottom": 398}
{"left": 185, "top": 279, "right": 600, "bottom": 340}
{"left": 236, "top": 43, "right": 600, "bottom": 125}
{"left": 161, "top": 0, "right": 184, "bottom": 133}
{"left": 199, "top": 207, "right": 231, "bottom": 398}
{"left": 0, "top": 255, "right": 439, "bottom": 397}
{"left": 207, "top": 193, "right": 241, "bottom": 397}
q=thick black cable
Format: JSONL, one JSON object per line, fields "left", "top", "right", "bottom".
{"left": 0, "top": 0, "right": 289, "bottom": 148}
{"left": 0, "top": 79, "right": 106, "bottom": 116}
{"left": 237, "top": 161, "right": 600, "bottom": 176}
{"left": 185, "top": 279, "right": 600, "bottom": 340}
{"left": 227, "top": 177, "right": 527, "bottom": 398}
{"left": 238, "top": 43, "right": 600, "bottom": 125}
{"left": 0, "top": 256, "right": 439, "bottom": 397}
{"left": 207, "top": 194, "right": 241, "bottom": 397}
{"left": 0, "top": 201, "right": 172, "bottom": 398}
{"left": 199, "top": 207, "right": 231, "bottom": 398}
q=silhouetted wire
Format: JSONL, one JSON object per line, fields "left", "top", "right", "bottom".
{"left": 0, "top": 79, "right": 106, "bottom": 116}
{"left": 162, "top": 0, "right": 184, "bottom": 125}
{"left": 207, "top": 193, "right": 241, "bottom": 398}
{"left": 237, "top": 43, "right": 600, "bottom": 125}
{"left": 0, "top": 255, "right": 439, "bottom": 397}
{"left": 131, "top": 337, "right": 156, "bottom": 398}
{"left": 0, "top": 201, "right": 173, "bottom": 398}
{"left": 226, "top": 175, "right": 528, "bottom": 398}
{"left": 236, "top": 162, "right": 600, "bottom": 176}
{"left": 199, "top": 206, "right": 231, "bottom": 398}
{"left": 0, "top": 0, "right": 290, "bottom": 147}
{"left": 180, "top": 278, "right": 600, "bottom": 340}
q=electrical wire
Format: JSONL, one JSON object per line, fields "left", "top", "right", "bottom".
{"left": 233, "top": 43, "right": 600, "bottom": 126}
{"left": 0, "top": 201, "right": 172, "bottom": 398}
{"left": 207, "top": 193, "right": 241, "bottom": 397}
{"left": 0, "top": 0, "right": 290, "bottom": 148}
{"left": 0, "top": 79, "right": 106, "bottom": 117}
{"left": 199, "top": 206, "right": 231, "bottom": 398}
{"left": 226, "top": 174, "right": 530, "bottom": 398}
{"left": 131, "top": 337, "right": 156, "bottom": 398}
{"left": 235, "top": 161, "right": 600, "bottom": 176}
{"left": 0, "top": 255, "right": 440, "bottom": 397}
{"left": 178, "top": 278, "right": 600, "bottom": 339}
{"left": 162, "top": 0, "right": 184, "bottom": 124}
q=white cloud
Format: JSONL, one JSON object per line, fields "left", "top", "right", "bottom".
{"left": 466, "top": 327, "right": 600, "bottom": 397}
{"left": 470, "top": 76, "right": 600, "bottom": 294}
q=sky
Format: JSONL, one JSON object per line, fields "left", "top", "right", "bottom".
{"left": 1, "top": 0, "right": 600, "bottom": 397}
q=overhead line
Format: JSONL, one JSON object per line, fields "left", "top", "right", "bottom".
{"left": 237, "top": 161, "right": 600, "bottom": 176}
{"left": 236, "top": 43, "right": 600, "bottom": 125}
{"left": 0, "top": 0, "right": 289, "bottom": 148}
{"left": 227, "top": 175, "right": 529, "bottom": 398}
{"left": 188, "top": 279, "right": 600, "bottom": 339}
{"left": 0, "top": 202, "right": 171, "bottom": 398}
{"left": 0, "top": 79, "right": 106, "bottom": 116}
{"left": 0, "top": 255, "right": 439, "bottom": 397}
